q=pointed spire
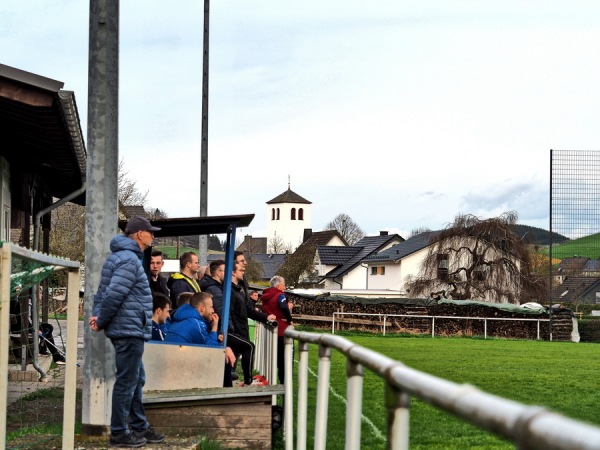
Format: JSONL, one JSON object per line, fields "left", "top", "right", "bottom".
{"left": 288, "top": 175, "right": 291, "bottom": 190}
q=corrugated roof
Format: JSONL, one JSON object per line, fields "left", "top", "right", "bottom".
{"left": 266, "top": 188, "right": 311, "bottom": 204}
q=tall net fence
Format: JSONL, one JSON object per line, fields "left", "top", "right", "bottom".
{"left": 1, "top": 243, "right": 80, "bottom": 449}
{"left": 550, "top": 150, "right": 600, "bottom": 307}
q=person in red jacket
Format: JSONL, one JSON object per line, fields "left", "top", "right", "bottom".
{"left": 260, "top": 276, "right": 293, "bottom": 383}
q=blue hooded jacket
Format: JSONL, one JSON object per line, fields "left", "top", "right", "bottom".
{"left": 164, "top": 303, "right": 218, "bottom": 346}
{"left": 93, "top": 234, "right": 152, "bottom": 340}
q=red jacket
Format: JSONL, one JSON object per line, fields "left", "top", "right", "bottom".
{"left": 261, "top": 287, "right": 293, "bottom": 337}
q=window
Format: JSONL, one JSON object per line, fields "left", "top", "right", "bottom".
{"left": 437, "top": 254, "right": 449, "bottom": 281}
{"left": 370, "top": 266, "right": 385, "bottom": 275}
{"left": 276, "top": 208, "right": 280, "bottom": 220}
{"left": 291, "top": 208, "right": 296, "bottom": 220}
{"left": 595, "top": 292, "right": 600, "bottom": 304}
{"left": 474, "top": 265, "right": 487, "bottom": 281}
{"left": 299, "top": 208, "right": 304, "bottom": 220}
{"left": 271, "top": 208, "right": 275, "bottom": 220}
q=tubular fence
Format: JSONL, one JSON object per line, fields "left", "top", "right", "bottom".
{"left": 283, "top": 328, "right": 600, "bottom": 450}
{"left": 331, "top": 311, "right": 550, "bottom": 340}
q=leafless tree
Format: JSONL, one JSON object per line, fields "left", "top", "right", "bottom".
{"left": 277, "top": 241, "right": 318, "bottom": 288}
{"left": 405, "top": 211, "right": 548, "bottom": 304}
{"left": 118, "top": 158, "right": 148, "bottom": 206}
{"left": 324, "top": 213, "right": 365, "bottom": 245}
{"left": 268, "top": 235, "right": 291, "bottom": 254}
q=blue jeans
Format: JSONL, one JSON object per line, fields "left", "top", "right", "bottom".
{"left": 110, "top": 337, "right": 149, "bottom": 434}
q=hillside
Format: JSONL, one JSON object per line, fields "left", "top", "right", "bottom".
{"left": 540, "top": 232, "right": 600, "bottom": 259}
{"left": 511, "top": 224, "right": 568, "bottom": 246}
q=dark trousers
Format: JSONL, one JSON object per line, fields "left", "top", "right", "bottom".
{"left": 39, "top": 323, "right": 65, "bottom": 363}
{"left": 228, "top": 333, "right": 255, "bottom": 385}
{"left": 110, "top": 337, "right": 149, "bottom": 435}
{"left": 276, "top": 336, "right": 286, "bottom": 384}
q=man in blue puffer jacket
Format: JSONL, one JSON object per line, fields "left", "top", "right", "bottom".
{"left": 89, "top": 217, "right": 165, "bottom": 448}
{"left": 165, "top": 292, "right": 219, "bottom": 345}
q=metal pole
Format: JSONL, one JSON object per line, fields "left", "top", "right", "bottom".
{"left": 345, "top": 359, "right": 364, "bottom": 450}
{"left": 284, "top": 335, "right": 295, "bottom": 450}
{"left": 83, "top": 0, "right": 120, "bottom": 433}
{"left": 314, "top": 344, "right": 332, "bottom": 450}
{"left": 549, "top": 149, "right": 553, "bottom": 342}
{"left": 198, "top": 0, "right": 210, "bottom": 265}
{"left": 296, "top": 341, "right": 309, "bottom": 450}
{"left": 386, "top": 383, "right": 410, "bottom": 450}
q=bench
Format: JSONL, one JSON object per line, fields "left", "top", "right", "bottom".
{"left": 144, "top": 385, "right": 284, "bottom": 449}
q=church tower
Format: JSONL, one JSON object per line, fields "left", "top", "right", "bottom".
{"left": 266, "top": 181, "right": 312, "bottom": 252}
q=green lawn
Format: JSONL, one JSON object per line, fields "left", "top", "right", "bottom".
{"left": 292, "top": 334, "right": 600, "bottom": 449}
{"left": 539, "top": 232, "right": 600, "bottom": 259}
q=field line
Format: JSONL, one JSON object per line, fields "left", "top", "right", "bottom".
{"left": 303, "top": 361, "right": 386, "bottom": 443}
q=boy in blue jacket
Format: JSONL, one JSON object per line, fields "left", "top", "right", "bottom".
{"left": 165, "top": 292, "right": 219, "bottom": 345}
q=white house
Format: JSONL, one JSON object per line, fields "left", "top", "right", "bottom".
{"left": 316, "top": 232, "right": 404, "bottom": 289}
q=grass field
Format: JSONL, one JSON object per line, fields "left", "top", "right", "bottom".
{"left": 539, "top": 233, "right": 600, "bottom": 259}
{"left": 293, "top": 333, "right": 600, "bottom": 449}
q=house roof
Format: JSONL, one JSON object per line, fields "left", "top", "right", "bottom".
{"left": 266, "top": 188, "right": 311, "bottom": 205}
{"left": 584, "top": 259, "right": 600, "bottom": 272}
{"left": 557, "top": 257, "right": 589, "bottom": 272}
{"left": 121, "top": 205, "right": 148, "bottom": 219}
{"left": 322, "top": 233, "right": 404, "bottom": 279}
{"left": 0, "top": 64, "right": 86, "bottom": 205}
{"left": 551, "top": 276, "right": 600, "bottom": 303}
{"left": 303, "top": 230, "right": 347, "bottom": 247}
{"left": 236, "top": 236, "right": 267, "bottom": 254}
{"left": 366, "top": 231, "right": 439, "bottom": 262}
{"left": 318, "top": 246, "right": 362, "bottom": 265}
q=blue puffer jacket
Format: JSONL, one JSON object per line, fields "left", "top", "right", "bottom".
{"left": 93, "top": 235, "right": 152, "bottom": 340}
{"left": 164, "top": 303, "right": 218, "bottom": 346}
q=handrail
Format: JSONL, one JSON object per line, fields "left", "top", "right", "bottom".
{"left": 284, "top": 328, "right": 600, "bottom": 450}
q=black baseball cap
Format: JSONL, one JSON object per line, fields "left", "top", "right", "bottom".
{"left": 124, "top": 217, "right": 161, "bottom": 234}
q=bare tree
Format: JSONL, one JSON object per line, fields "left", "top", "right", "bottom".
{"left": 118, "top": 158, "right": 148, "bottom": 206}
{"left": 244, "top": 256, "right": 265, "bottom": 283}
{"left": 324, "top": 213, "right": 365, "bottom": 245}
{"left": 268, "top": 235, "right": 291, "bottom": 254}
{"left": 405, "top": 211, "right": 548, "bottom": 304}
{"left": 409, "top": 226, "right": 432, "bottom": 239}
{"left": 50, "top": 203, "right": 86, "bottom": 262}
{"left": 49, "top": 160, "right": 155, "bottom": 264}
{"left": 277, "top": 241, "right": 318, "bottom": 288}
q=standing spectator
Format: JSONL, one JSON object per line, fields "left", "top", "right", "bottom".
{"left": 89, "top": 216, "right": 165, "bottom": 447}
{"left": 151, "top": 293, "right": 171, "bottom": 341}
{"left": 228, "top": 265, "right": 276, "bottom": 386}
{"left": 199, "top": 259, "right": 225, "bottom": 322}
{"left": 167, "top": 251, "right": 201, "bottom": 311}
{"left": 261, "top": 275, "right": 294, "bottom": 384}
{"left": 149, "top": 250, "right": 169, "bottom": 297}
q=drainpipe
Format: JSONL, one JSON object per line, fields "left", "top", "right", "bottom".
{"left": 31, "top": 182, "right": 87, "bottom": 380}
{"left": 332, "top": 277, "right": 343, "bottom": 289}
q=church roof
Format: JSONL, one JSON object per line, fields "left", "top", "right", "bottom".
{"left": 266, "top": 188, "right": 311, "bottom": 205}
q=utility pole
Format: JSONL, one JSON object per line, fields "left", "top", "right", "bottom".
{"left": 199, "top": 0, "right": 209, "bottom": 265}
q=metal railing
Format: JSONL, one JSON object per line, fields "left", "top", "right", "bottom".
{"left": 283, "top": 328, "right": 600, "bottom": 450}
{"left": 253, "top": 321, "right": 278, "bottom": 392}
{"left": 331, "top": 312, "right": 550, "bottom": 340}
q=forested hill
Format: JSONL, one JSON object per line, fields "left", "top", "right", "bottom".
{"left": 511, "top": 224, "right": 568, "bottom": 246}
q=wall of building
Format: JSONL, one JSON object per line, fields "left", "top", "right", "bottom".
{"left": 265, "top": 202, "right": 311, "bottom": 251}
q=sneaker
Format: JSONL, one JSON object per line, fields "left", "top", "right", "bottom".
{"left": 109, "top": 432, "right": 147, "bottom": 448}
{"left": 55, "top": 359, "right": 66, "bottom": 365}
{"left": 231, "top": 372, "right": 239, "bottom": 381}
{"left": 133, "top": 426, "right": 165, "bottom": 444}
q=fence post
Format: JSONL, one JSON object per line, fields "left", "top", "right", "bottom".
{"left": 345, "top": 359, "right": 364, "bottom": 450}
{"left": 332, "top": 313, "right": 336, "bottom": 335}
{"left": 314, "top": 344, "right": 332, "bottom": 450}
{"left": 296, "top": 341, "right": 310, "bottom": 450}
{"left": 386, "top": 382, "right": 411, "bottom": 450}
{"left": 431, "top": 317, "right": 435, "bottom": 338}
{"left": 284, "top": 335, "right": 295, "bottom": 450}
{"left": 383, "top": 314, "right": 387, "bottom": 336}
{"left": 485, "top": 318, "right": 488, "bottom": 339}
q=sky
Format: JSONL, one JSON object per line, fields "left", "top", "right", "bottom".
{"left": 3, "top": 1, "right": 600, "bottom": 239}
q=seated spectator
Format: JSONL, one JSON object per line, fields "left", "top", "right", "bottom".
{"left": 165, "top": 292, "right": 219, "bottom": 345}
{"left": 151, "top": 293, "right": 172, "bottom": 341}
{"left": 176, "top": 292, "right": 193, "bottom": 309}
